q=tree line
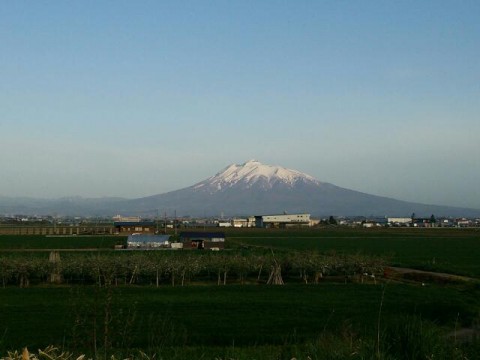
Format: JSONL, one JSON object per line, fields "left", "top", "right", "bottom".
{"left": 0, "top": 250, "right": 386, "bottom": 287}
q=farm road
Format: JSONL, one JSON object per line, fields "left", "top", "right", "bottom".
{"left": 385, "top": 266, "right": 479, "bottom": 284}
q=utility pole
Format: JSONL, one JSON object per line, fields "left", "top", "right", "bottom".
{"left": 164, "top": 212, "right": 167, "bottom": 234}
{"left": 174, "top": 210, "right": 177, "bottom": 236}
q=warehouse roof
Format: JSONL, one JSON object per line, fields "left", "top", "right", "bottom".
{"left": 127, "top": 234, "right": 170, "bottom": 243}
{"left": 179, "top": 231, "right": 225, "bottom": 239}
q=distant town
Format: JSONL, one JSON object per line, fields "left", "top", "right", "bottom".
{"left": 0, "top": 212, "right": 479, "bottom": 237}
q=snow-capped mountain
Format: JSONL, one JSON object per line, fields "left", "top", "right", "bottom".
{"left": 193, "top": 160, "right": 321, "bottom": 192}
{"left": 2, "top": 160, "right": 480, "bottom": 217}
{"left": 118, "top": 160, "right": 480, "bottom": 218}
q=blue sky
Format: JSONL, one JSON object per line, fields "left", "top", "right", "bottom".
{"left": 1, "top": 1, "right": 479, "bottom": 208}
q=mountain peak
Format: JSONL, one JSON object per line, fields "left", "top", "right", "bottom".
{"left": 193, "top": 160, "right": 321, "bottom": 192}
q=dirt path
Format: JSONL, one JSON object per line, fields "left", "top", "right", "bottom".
{"left": 384, "top": 266, "right": 479, "bottom": 285}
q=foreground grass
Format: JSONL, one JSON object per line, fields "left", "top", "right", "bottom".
{"left": 0, "top": 283, "right": 478, "bottom": 354}
{"left": 3, "top": 336, "right": 480, "bottom": 360}
{"left": 1, "top": 229, "right": 479, "bottom": 359}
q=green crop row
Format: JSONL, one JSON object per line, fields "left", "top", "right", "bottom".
{"left": 0, "top": 284, "right": 479, "bottom": 357}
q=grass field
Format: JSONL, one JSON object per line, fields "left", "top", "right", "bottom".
{"left": 0, "top": 235, "right": 125, "bottom": 250}
{"left": 0, "top": 283, "right": 478, "bottom": 354}
{"left": 1, "top": 228, "right": 479, "bottom": 358}
{"left": 1, "top": 228, "right": 479, "bottom": 276}
{"left": 226, "top": 228, "right": 480, "bottom": 277}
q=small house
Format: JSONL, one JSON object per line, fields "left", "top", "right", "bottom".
{"left": 179, "top": 231, "right": 226, "bottom": 250}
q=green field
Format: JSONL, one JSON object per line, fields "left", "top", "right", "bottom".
{"left": 226, "top": 228, "right": 480, "bottom": 277}
{"left": 2, "top": 229, "right": 479, "bottom": 278}
{"left": 0, "top": 235, "right": 125, "bottom": 250}
{"left": 0, "top": 228, "right": 479, "bottom": 359}
{"left": 1, "top": 283, "right": 479, "bottom": 357}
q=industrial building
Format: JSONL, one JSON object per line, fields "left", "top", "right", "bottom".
{"left": 387, "top": 217, "right": 412, "bottom": 225}
{"left": 254, "top": 214, "right": 311, "bottom": 228}
{"left": 231, "top": 217, "right": 256, "bottom": 227}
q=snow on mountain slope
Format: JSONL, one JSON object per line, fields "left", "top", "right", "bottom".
{"left": 4, "top": 159, "right": 480, "bottom": 217}
{"left": 193, "top": 160, "right": 321, "bottom": 191}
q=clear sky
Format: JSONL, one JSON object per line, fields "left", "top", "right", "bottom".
{"left": 1, "top": 1, "right": 479, "bottom": 208}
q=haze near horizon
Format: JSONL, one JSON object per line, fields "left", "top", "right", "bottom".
{"left": 1, "top": 1, "right": 479, "bottom": 209}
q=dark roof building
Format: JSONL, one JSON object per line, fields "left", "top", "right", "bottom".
{"left": 179, "top": 231, "right": 225, "bottom": 250}
{"left": 114, "top": 221, "right": 156, "bottom": 235}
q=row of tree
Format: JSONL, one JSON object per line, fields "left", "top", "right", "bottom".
{"left": 0, "top": 250, "right": 387, "bottom": 287}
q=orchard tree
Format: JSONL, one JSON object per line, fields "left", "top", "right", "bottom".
{"left": 329, "top": 216, "right": 337, "bottom": 225}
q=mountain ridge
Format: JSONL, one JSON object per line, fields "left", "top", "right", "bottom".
{"left": 1, "top": 160, "right": 479, "bottom": 218}
{"left": 120, "top": 160, "right": 480, "bottom": 218}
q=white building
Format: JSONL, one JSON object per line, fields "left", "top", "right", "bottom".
{"left": 387, "top": 217, "right": 412, "bottom": 225}
{"left": 254, "top": 214, "right": 311, "bottom": 228}
{"left": 231, "top": 217, "right": 256, "bottom": 227}
{"left": 126, "top": 235, "right": 170, "bottom": 249}
{"left": 113, "top": 215, "right": 141, "bottom": 222}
